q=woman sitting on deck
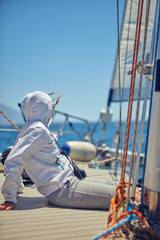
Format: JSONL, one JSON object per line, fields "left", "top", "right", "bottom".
{"left": 0, "top": 91, "right": 140, "bottom": 211}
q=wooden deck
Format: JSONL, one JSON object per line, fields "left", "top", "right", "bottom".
{"left": 0, "top": 163, "right": 122, "bottom": 240}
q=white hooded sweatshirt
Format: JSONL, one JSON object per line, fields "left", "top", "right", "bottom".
{"left": 2, "top": 91, "right": 75, "bottom": 204}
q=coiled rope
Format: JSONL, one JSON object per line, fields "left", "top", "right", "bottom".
{"left": 93, "top": 215, "right": 132, "bottom": 240}
{"left": 94, "top": 209, "right": 160, "bottom": 240}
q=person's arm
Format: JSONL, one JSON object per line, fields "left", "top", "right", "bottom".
{"left": 1, "top": 123, "right": 51, "bottom": 210}
{"left": 0, "top": 179, "right": 23, "bottom": 211}
{"left": 1, "top": 145, "right": 25, "bottom": 206}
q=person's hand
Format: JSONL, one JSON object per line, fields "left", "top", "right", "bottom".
{"left": 0, "top": 202, "right": 15, "bottom": 211}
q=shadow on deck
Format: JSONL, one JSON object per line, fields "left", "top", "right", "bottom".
{"left": 0, "top": 164, "right": 112, "bottom": 240}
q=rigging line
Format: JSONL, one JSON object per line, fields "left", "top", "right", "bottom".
{"left": 121, "top": 0, "right": 133, "bottom": 100}
{"left": 68, "top": 121, "right": 84, "bottom": 141}
{"left": 117, "top": 0, "right": 132, "bottom": 181}
{"left": 0, "top": 110, "right": 21, "bottom": 132}
{"left": 131, "top": 0, "right": 151, "bottom": 200}
{"left": 127, "top": 0, "right": 151, "bottom": 206}
{"left": 124, "top": 0, "right": 144, "bottom": 184}
{"left": 121, "top": 0, "right": 144, "bottom": 186}
{"left": 127, "top": 0, "right": 142, "bottom": 113}
{"left": 118, "top": 0, "right": 133, "bottom": 163}
{"left": 114, "top": 132, "right": 119, "bottom": 180}
{"left": 121, "top": 0, "right": 141, "bottom": 183}
{"left": 141, "top": 0, "right": 160, "bottom": 202}
{"left": 114, "top": 0, "right": 123, "bottom": 180}
{"left": 121, "top": 0, "right": 141, "bottom": 182}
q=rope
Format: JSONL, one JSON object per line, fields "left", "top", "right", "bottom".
{"left": 94, "top": 209, "right": 160, "bottom": 240}
{"left": 106, "top": 181, "right": 127, "bottom": 228}
{"left": 48, "top": 92, "right": 63, "bottom": 106}
{"left": 121, "top": 0, "right": 144, "bottom": 189}
{"left": 127, "top": 0, "right": 151, "bottom": 208}
{"left": 116, "top": 210, "right": 160, "bottom": 240}
{"left": 141, "top": 1, "right": 160, "bottom": 202}
{"left": 101, "top": 2, "right": 144, "bottom": 237}
{"left": 122, "top": 0, "right": 133, "bottom": 97}
{"left": 116, "top": 0, "right": 123, "bottom": 164}
{"left": 118, "top": 0, "right": 133, "bottom": 181}
{"left": 113, "top": 0, "right": 122, "bottom": 181}
{"left": 0, "top": 110, "right": 21, "bottom": 132}
{"left": 73, "top": 157, "right": 131, "bottom": 165}
{"left": 93, "top": 215, "right": 132, "bottom": 240}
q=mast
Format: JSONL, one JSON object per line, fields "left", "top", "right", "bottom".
{"left": 143, "top": 2, "right": 160, "bottom": 221}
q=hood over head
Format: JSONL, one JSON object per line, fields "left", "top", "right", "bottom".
{"left": 22, "top": 91, "right": 54, "bottom": 126}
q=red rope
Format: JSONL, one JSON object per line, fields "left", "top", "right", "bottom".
{"left": 121, "top": 0, "right": 144, "bottom": 185}
{"left": 103, "top": 3, "right": 145, "bottom": 238}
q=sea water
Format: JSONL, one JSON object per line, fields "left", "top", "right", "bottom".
{"left": 0, "top": 121, "right": 147, "bottom": 181}
{"left": 0, "top": 121, "right": 147, "bottom": 154}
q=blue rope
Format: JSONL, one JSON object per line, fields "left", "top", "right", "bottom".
{"left": 93, "top": 216, "right": 132, "bottom": 240}
{"left": 93, "top": 203, "right": 137, "bottom": 240}
{"left": 141, "top": 0, "right": 160, "bottom": 203}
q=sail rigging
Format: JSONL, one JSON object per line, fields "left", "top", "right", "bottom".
{"left": 107, "top": 0, "right": 157, "bottom": 107}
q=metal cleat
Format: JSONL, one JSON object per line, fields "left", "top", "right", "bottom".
{"left": 137, "top": 61, "right": 153, "bottom": 79}
{"left": 128, "top": 53, "right": 153, "bottom": 79}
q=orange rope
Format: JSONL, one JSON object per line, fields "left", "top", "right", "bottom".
{"left": 116, "top": 209, "right": 148, "bottom": 226}
{"left": 103, "top": 209, "right": 160, "bottom": 239}
{"left": 103, "top": 2, "right": 144, "bottom": 238}
{"left": 107, "top": 181, "right": 127, "bottom": 227}
{"left": 121, "top": 0, "right": 144, "bottom": 186}
{"left": 103, "top": 181, "right": 127, "bottom": 239}
{"left": 116, "top": 210, "right": 160, "bottom": 240}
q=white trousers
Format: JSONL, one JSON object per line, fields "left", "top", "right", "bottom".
{"left": 47, "top": 177, "right": 118, "bottom": 210}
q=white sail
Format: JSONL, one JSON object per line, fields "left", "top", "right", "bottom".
{"left": 107, "top": 0, "right": 157, "bottom": 106}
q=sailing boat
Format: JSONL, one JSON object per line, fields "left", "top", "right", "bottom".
{"left": 58, "top": 0, "right": 160, "bottom": 236}
{"left": 92, "top": 0, "right": 160, "bottom": 238}
{"left": 106, "top": 0, "right": 160, "bottom": 229}
{"left": 0, "top": 1, "right": 160, "bottom": 239}
{"left": 60, "top": 0, "right": 156, "bottom": 167}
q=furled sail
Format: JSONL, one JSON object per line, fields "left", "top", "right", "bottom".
{"left": 107, "top": 0, "right": 157, "bottom": 107}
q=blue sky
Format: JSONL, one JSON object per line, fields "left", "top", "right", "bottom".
{"left": 0, "top": 0, "right": 125, "bottom": 122}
